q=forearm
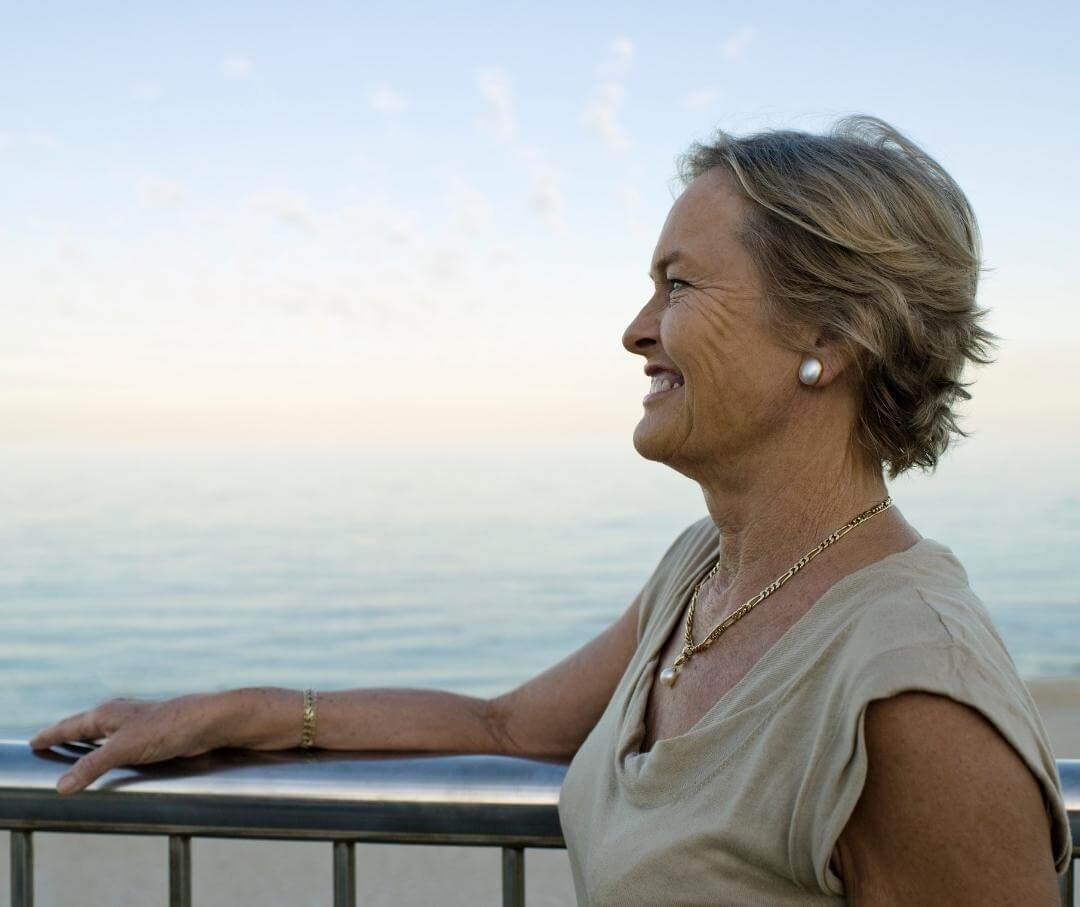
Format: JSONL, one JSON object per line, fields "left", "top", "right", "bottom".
{"left": 216, "top": 686, "right": 507, "bottom": 754}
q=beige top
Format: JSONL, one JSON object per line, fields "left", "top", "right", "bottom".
{"left": 557, "top": 516, "right": 1072, "bottom": 905}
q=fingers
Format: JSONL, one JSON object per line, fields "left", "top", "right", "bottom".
{"left": 30, "top": 696, "right": 200, "bottom": 795}
{"left": 55, "top": 739, "right": 125, "bottom": 795}
{"left": 29, "top": 708, "right": 107, "bottom": 751}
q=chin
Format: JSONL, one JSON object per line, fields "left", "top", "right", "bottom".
{"left": 632, "top": 418, "right": 677, "bottom": 464}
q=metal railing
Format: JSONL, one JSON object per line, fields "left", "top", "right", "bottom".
{"left": 2, "top": 741, "right": 1077, "bottom": 906}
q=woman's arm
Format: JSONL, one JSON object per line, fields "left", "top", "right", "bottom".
{"left": 485, "top": 589, "right": 643, "bottom": 760}
{"left": 222, "top": 686, "right": 504, "bottom": 753}
{"left": 833, "top": 691, "right": 1061, "bottom": 905}
{"left": 31, "top": 593, "right": 643, "bottom": 792}
{"left": 226, "top": 591, "right": 643, "bottom": 759}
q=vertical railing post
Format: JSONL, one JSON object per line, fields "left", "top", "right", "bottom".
{"left": 168, "top": 834, "right": 192, "bottom": 907}
{"left": 1059, "top": 858, "right": 1075, "bottom": 907}
{"left": 333, "top": 840, "right": 356, "bottom": 907}
{"left": 501, "top": 846, "right": 524, "bottom": 907}
{"left": 11, "top": 830, "right": 33, "bottom": 907}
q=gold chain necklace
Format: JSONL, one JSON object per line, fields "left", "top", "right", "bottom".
{"left": 658, "top": 496, "right": 893, "bottom": 687}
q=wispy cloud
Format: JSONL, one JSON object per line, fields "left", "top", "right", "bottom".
{"left": 721, "top": 25, "right": 756, "bottom": 60}
{"left": 221, "top": 56, "right": 255, "bottom": 78}
{"left": 581, "top": 36, "right": 635, "bottom": 153}
{"left": 473, "top": 68, "right": 564, "bottom": 232}
{"left": 517, "top": 144, "right": 565, "bottom": 230}
{"left": 137, "top": 175, "right": 186, "bottom": 208}
{"left": 582, "top": 81, "right": 630, "bottom": 152}
{"left": 475, "top": 68, "right": 515, "bottom": 139}
{"left": 250, "top": 188, "right": 316, "bottom": 231}
{"left": 604, "top": 36, "right": 635, "bottom": 76}
{"left": 366, "top": 83, "right": 409, "bottom": 113}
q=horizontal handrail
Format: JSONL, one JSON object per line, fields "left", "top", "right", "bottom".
{"left": 2, "top": 742, "right": 1077, "bottom": 907}
{"left": 0, "top": 740, "right": 568, "bottom": 846}
{"left": 2, "top": 743, "right": 1078, "bottom": 848}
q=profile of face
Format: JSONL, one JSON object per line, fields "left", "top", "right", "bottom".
{"left": 622, "top": 167, "right": 823, "bottom": 476}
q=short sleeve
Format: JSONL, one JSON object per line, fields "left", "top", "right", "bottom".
{"left": 635, "top": 517, "right": 715, "bottom": 644}
{"left": 798, "top": 641, "right": 1073, "bottom": 895}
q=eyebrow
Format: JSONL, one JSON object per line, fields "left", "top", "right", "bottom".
{"left": 648, "top": 250, "right": 687, "bottom": 281}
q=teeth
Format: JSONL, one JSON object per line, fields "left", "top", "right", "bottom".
{"left": 650, "top": 376, "right": 684, "bottom": 394}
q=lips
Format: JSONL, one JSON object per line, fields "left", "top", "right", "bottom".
{"left": 644, "top": 364, "right": 684, "bottom": 380}
{"left": 643, "top": 363, "right": 685, "bottom": 405}
{"left": 643, "top": 377, "right": 684, "bottom": 404}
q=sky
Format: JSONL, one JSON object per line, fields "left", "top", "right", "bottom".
{"left": 3, "top": 0, "right": 1078, "bottom": 447}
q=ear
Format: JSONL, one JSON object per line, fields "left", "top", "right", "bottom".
{"left": 807, "top": 331, "right": 854, "bottom": 389}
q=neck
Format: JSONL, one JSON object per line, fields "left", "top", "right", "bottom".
{"left": 693, "top": 437, "right": 908, "bottom": 607}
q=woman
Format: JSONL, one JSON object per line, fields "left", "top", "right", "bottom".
{"left": 30, "top": 115, "right": 1072, "bottom": 903}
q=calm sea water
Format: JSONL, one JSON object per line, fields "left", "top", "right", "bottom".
{"left": 1, "top": 436, "right": 1077, "bottom": 740}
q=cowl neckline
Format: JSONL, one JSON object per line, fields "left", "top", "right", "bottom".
{"left": 613, "top": 531, "right": 945, "bottom": 802}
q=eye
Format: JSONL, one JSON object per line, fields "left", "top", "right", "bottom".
{"left": 667, "top": 278, "right": 691, "bottom": 301}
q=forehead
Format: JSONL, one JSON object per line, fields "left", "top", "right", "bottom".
{"left": 650, "top": 168, "right": 747, "bottom": 277}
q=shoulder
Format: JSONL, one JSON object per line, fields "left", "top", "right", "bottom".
{"left": 794, "top": 548, "right": 1073, "bottom": 894}
{"left": 837, "top": 538, "right": 989, "bottom": 645}
{"left": 827, "top": 540, "right": 1020, "bottom": 703}
{"left": 834, "top": 688, "right": 1064, "bottom": 902}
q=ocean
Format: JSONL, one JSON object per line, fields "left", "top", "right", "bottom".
{"left": 2, "top": 435, "right": 1077, "bottom": 741}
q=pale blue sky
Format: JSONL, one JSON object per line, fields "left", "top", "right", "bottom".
{"left": 3, "top": 0, "right": 1078, "bottom": 443}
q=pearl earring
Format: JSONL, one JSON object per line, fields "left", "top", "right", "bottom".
{"left": 799, "top": 356, "right": 823, "bottom": 386}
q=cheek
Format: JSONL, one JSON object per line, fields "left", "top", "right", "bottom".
{"left": 662, "top": 306, "right": 737, "bottom": 397}
{"left": 693, "top": 314, "right": 733, "bottom": 364}
{"left": 666, "top": 296, "right": 734, "bottom": 348}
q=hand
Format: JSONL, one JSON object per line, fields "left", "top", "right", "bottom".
{"left": 29, "top": 692, "right": 232, "bottom": 795}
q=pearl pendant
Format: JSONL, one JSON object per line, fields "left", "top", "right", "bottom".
{"left": 659, "top": 666, "right": 680, "bottom": 687}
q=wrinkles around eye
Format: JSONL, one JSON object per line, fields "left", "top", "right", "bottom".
{"left": 666, "top": 279, "right": 691, "bottom": 303}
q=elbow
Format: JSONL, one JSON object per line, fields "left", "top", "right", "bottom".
{"left": 484, "top": 695, "right": 576, "bottom": 761}
{"left": 483, "top": 695, "right": 523, "bottom": 757}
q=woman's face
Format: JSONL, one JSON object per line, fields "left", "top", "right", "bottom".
{"left": 622, "top": 167, "right": 812, "bottom": 473}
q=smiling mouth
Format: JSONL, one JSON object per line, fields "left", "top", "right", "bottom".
{"left": 643, "top": 378, "right": 684, "bottom": 404}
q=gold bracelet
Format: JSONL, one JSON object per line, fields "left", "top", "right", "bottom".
{"left": 300, "top": 688, "right": 317, "bottom": 749}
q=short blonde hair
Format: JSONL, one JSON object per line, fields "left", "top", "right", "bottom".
{"left": 675, "top": 115, "right": 999, "bottom": 480}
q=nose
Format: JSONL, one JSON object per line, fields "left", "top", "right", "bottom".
{"left": 622, "top": 297, "right": 661, "bottom": 357}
